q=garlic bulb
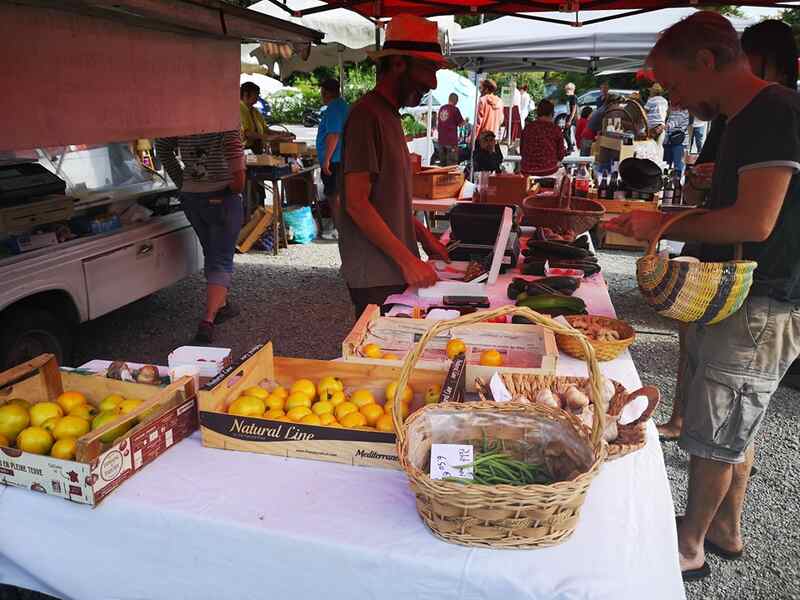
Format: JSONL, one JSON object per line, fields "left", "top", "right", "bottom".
{"left": 564, "top": 386, "right": 589, "bottom": 412}
{"left": 535, "top": 388, "right": 560, "bottom": 409}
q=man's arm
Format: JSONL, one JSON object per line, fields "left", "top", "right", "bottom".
{"left": 345, "top": 172, "right": 438, "bottom": 287}
{"left": 413, "top": 218, "right": 450, "bottom": 262}
{"left": 224, "top": 131, "right": 246, "bottom": 194}
{"left": 154, "top": 138, "right": 183, "bottom": 189}
{"left": 323, "top": 133, "right": 340, "bottom": 176}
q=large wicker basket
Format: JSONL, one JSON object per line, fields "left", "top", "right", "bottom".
{"left": 637, "top": 209, "right": 757, "bottom": 325}
{"left": 522, "top": 194, "right": 605, "bottom": 234}
{"left": 555, "top": 315, "right": 635, "bottom": 361}
{"left": 391, "top": 305, "right": 608, "bottom": 549}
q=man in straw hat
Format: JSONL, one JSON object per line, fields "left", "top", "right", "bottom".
{"left": 607, "top": 11, "right": 800, "bottom": 582}
{"left": 336, "top": 14, "right": 451, "bottom": 318}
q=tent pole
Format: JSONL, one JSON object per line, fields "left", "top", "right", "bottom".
{"left": 338, "top": 48, "right": 345, "bottom": 94}
{"left": 425, "top": 92, "right": 433, "bottom": 167}
{"left": 471, "top": 70, "right": 481, "bottom": 183}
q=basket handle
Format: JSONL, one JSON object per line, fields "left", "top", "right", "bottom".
{"left": 619, "top": 386, "right": 660, "bottom": 427}
{"left": 644, "top": 208, "right": 743, "bottom": 260}
{"left": 391, "top": 305, "right": 607, "bottom": 453}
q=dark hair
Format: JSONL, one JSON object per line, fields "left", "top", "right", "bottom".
{"left": 448, "top": 92, "right": 458, "bottom": 102}
{"left": 649, "top": 11, "right": 742, "bottom": 71}
{"left": 520, "top": 84, "right": 528, "bottom": 91}
{"left": 376, "top": 55, "right": 412, "bottom": 78}
{"left": 741, "top": 19, "right": 799, "bottom": 89}
{"left": 481, "top": 79, "right": 498, "bottom": 94}
{"left": 240, "top": 81, "right": 260, "bottom": 98}
{"left": 320, "top": 78, "right": 341, "bottom": 96}
{"left": 536, "top": 99, "right": 554, "bottom": 117}
{"left": 580, "top": 106, "right": 593, "bottom": 119}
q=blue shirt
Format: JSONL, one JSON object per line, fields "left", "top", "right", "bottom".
{"left": 316, "top": 97, "right": 349, "bottom": 164}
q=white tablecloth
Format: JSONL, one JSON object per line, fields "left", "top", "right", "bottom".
{"left": 0, "top": 271, "right": 686, "bottom": 600}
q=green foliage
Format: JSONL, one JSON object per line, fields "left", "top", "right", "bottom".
{"left": 486, "top": 72, "right": 546, "bottom": 101}
{"left": 266, "top": 89, "right": 307, "bottom": 124}
{"left": 401, "top": 114, "right": 427, "bottom": 138}
{"left": 455, "top": 14, "right": 501, "bottom": 28}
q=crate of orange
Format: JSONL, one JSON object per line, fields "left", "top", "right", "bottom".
{"left": 0, "top": 354, "right": 196, "bottom": 505}
{"left": 197, "top": 343, "right": 445, "bottom": 469}
{"left": 341, "top": 305, "right": 558, "bottom": 391}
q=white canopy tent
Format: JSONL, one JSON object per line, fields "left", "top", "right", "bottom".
{"left": 450, "top": 8, "right": 753, "bottom": 74}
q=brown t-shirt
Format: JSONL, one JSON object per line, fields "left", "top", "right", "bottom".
{"left": 337, "top": 91, "right": 419, "bottom": 288}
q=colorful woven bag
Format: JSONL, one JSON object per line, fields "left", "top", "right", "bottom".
{"left": 636, "top": 209, "right": 757, "bottom": 325}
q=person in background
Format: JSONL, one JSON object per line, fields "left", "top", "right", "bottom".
{"left": 575, "top": 106, "right": 593, "bottom": 145}
{"left": 663, "top": 99, "right": 690, "bottom": 175}
{"left": 509, "top": 84, "right": 523, "bottom": 142}
{"left": 644, "top": 82, "right": 669, "bottom": 145}
{"left": 607, "top": 11, "right": 800, "bottom": 581}
{"left": 520, "top": 99, "right": 566, "bottom": 176}
{"left": 316, "top": 78, "right": 349, "bottom": 240}
{"left": 597, "top": 81, "right": 610, "bottom": 106}
{"left": 239, "top": 82, "right": 294, "bottom": 154}
{"left": 474, "top": 79, "right": 504, "bottom": 143}
{"left": 472, "top": 130, "right": 504, "bottom": 173}
{"left": 337, "top": 14, "right": 450, "bottom": 318}
{"left": 563, "top": 82, "right": 578, "bottom": 153}
{"left": 437, "top": 93, "right": 464, "bottom": 166}
{"left": 460, "top": 117, "right": 473, "bottom": 144}
{"left": 155, "top": 132, "right": 245, "bottom": 344}
{"left": 689, "top": 115, "right": 707, "bottom": 154}
{"left": 519, "top": 84, "right": 532, "bottom": 124}
{"left": 579, "top": 93, "right": 620, "bottom": 156}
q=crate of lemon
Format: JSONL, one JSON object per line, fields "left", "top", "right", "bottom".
{"left": 198, "top": 343, "right": 445, "bottom": 469}
{"left": 0, "top": 353, "right": 195, "bottom": 505}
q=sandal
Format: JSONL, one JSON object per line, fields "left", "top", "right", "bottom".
{"left": 675, "top": 515, "right": 744, "bottom": 561}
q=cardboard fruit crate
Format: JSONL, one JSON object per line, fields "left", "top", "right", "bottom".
{"left": 484, "top": 174, "right": 537, "bottom": 207}
{"left": 198, "top": 343, "right": 445, "bottom": 470}
{"left": 277, "top": 142, "right": 307, "bottom": 156}
{"left": 413, "top": 167, "right": 465, "bottom": 199}
{"left": 342, "top": 305, "right": 558, "bottom": 390}
{"left": 0, "top": 354, "right": 196, "bottom": 505}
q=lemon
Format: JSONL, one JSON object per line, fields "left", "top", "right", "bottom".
{"left": 383, "top": 353, "right": 400, "bottom": 361}
{"left": 319, "top": 413, "right": 337, "bottom": 426}
{"left": 300, "top": 413, "right": 322, "bottom": 426}
{"left": 17, "top": 427, "right": 54, "bottom": 455}
{"left": 290, "top": 379, "right": 316, "bottom": 400}
{"left": 360, "top": 403, "right": 384, "bottom": 427}
{"left": 424, "top": 384, "right": 442, "bottom": 405}
{"left": 264, "top": 409, "right": 286, "bottom": 419}
{"left": 385, "top": 381, "right": 413, "bottom": 404}
{"left": 328, "top": 391, "right": 346, "bottom": 408}
{"left": 29, "top": 402, "right": 63, "bottom": 427}
{"left": 340, "top": 412, "right": 367, "bottom": 428}
{"left": 271, "top": 386, "right": 289, "bottom": 399}
{"left": 479, "top": 349, "right": 503, "bottom": 367}
{"left": 384, "top": 399, "right": 409, "bottom": 420}
{"left": 0, "top": 404, "right": 30, "bottom": 442}
{"left": 264, "top": 395, "right": 285, "bottom": 412}
{"left": 361, "top": 343, "right": 384, "bottom": 359}
{"left": 51, "top": 437, "right": 77, "bottom": 460}
{"left": 335, "top": 401, "right": 358, "bottom": 421}
{"left": 53, "top": 415, "right": 90, "bottom": 440}
{"left": 286, "top": 406, "right": 312, "bottom": 422}
{"left": 119, "top": 399, "right": 144, "bottom": 415}
{"left": 56, "top": 391, "right": 87, "bottom": 413}
{"left": 41, "top": 417, "right": 61, "bottom": 434}
{"left": 446, "top": 338, "right": 467, "bottom": 359}
{"left": 311, "top": 400, "right": 334, "bottom": 416}
{"left": 286, "top": 392, "right": 313, "bottom": 411}
{"left": 69, "top": 404, "right": 98, "bottom": 420}
{"left": 7, "top": 398, "right": 31, "bottom": 411}
{"left": 91, "top": 411, "right": 132, "bottom": 444}
{"left": 317, "top": 376, "right": 344, "bottom": 396}
{"left": 99, "top": 394, "right": 126, "bottom": 413}
{"left": 376, "top": 414, "right": 395, "bottom": 432}
{"left": 228, "top": 395, "right": 266, "bottom": 417}
{"left": 350, "top": 390, "right": 376, "bottom": 409}
{"left": 243, "top": 386, "right": 270, "bottom": 400}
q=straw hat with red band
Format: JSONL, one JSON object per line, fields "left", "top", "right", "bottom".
{"left": 368, "top": 14, "right": 452, "bottom": 67}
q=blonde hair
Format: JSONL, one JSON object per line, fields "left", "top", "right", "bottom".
{"left": 565, "top": 82, "right": 576, "bottom": 93}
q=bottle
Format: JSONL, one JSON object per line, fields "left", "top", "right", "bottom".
{"left": 598, "top": 171, "right": 608, "bottom": 200}
{"left": 575, "top": 164, "right": 590, "bottom": 196}
{"left": 673, "top": 170, "right": 684, "bottom": 206}
{"left": 662, "top": 169, "right": 674, "bottom": 205}
{"left": 608, "top": 172, "right": 618, "bottom": 200}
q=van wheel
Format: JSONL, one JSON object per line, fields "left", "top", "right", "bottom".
{"left": 0, "top": 307, "right": 73, "bottom": 370}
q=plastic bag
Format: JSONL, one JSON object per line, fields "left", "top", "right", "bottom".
{"left": 283, "top": 205, "right": 317, "bottom": 244}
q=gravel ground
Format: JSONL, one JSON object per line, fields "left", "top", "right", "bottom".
{"left": 6, "top": 240, "right": 800, "bottom": 600}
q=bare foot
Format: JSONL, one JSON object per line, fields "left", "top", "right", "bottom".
{"left": 677, "top": 522, "right": 706, "bottom": 571}
{"left": 706, "top": 520, "right": 744, "bottom": 555}
{"left": 657, "top": 422, "right": 682, "bottom": 440}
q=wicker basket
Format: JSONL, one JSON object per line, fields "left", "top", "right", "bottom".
{"left": 489, "top": 374, "right": 660, "bottom": 461}
{"left": 637, "top": 209, "right": 757, "bottom": 325}
{"left": 555, "top": 315, "right": 635, "bottom": 361}
{"left": 522, "top": 194, "right": 605, "bottom": 234}
{"left": 392, "top": 305, "right": 608, "bottom": 549}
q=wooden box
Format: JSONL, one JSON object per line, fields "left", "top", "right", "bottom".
{"left": 277, "top": 142, "right": 307, "bottom": 156}
{"left": 342, "top": 305, "right": 558, "bottom": 391}
{"left": 484, "top": 174, "right": 537, "bottom": 206}
{"left": 597, "top": 199, "right": 657, "bottom": 250}
{"left": 198, "top": 343, "right": 445, "bottom": 470}
{"left": 0, "top": 354, "right": 195, "bottom": 505}
{"left": 245, "top": 154, "right": 285, "bottom": 167}
{"left": 413, "top": 167, "right": 465, "bottom": 199}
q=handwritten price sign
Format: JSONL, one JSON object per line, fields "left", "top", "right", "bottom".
{"left": 430, "top": 444, "right": 474, "bottom": 480}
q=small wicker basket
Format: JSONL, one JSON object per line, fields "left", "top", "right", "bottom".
{"left": 555, "top": 315, "right": 636, "bottom": 361}
{"left": 391, "top": 305, "right": 608, "bottom": 549}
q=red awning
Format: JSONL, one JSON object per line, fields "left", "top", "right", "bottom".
{"left": 281, "top": 0, "right": 791, "bottom": 20}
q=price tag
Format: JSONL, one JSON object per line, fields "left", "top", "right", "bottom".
{"left": 489, "top": 372, "right": 512, "bottom": 403}
{"left": 430, "top": 444, "right": 474, "bottom": 480}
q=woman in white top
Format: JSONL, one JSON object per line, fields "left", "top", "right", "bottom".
{"left": 644, "top": 83, "right": 669, "bottom": 145}
{"left": 519, "top": 84, "right": 532, "bottom": 124}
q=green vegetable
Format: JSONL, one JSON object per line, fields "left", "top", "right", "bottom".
{"left": 443, "top": 445, "right": 553, "bottom": 487}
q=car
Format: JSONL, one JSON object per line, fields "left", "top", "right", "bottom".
{"left": 552, "top": 88, "right": 637, "bottom": 128}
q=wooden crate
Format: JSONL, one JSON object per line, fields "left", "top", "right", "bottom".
{"left": 597, "top": 200, "right": 657, "bottom": 250}
{"left": 484, "top": 174, "right": 537, "bottom": 207}
{"left": 597, "top": 198, "right": 659, "bottom": 214}
{"left": 277, "top": 142, "right": 307, "bottom": 156}
{"left": 198, "top": 343, "right": 445, "bottom": 470}
{"left": 341, "top": 305, "right": 558, "bottom": 390}
{"left": 245, "top": 154, "right": 285, "bottom": 167}
{"left": 237, "top": 206, "right": 273, "bottom": 253}
{"left": 413, "top": 167, "right": 465, "bottom": 199}
{"left": 0, "top": 354, "right": 195, "bottom": 505}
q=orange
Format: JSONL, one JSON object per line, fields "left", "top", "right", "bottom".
{"left": 384, "top": 399, "right": 409, "bottom": 421}
{"left": 375, "top": 414, "right": 395, "bottom": 432}
{"left": 272, "top": 386, "right": 289, "bottom": 399}
{"left": 350, "top": 390, "right": 376, "bottom": 409}
{"left": 317, "top": 376, "right": 344, "bottom": 396}
{"left": 446, "top": 338, "right": 467, "bottom": 359}
{"left": 328, "top": 391, "right": 347, "bottom": 408}
{"left": 383, "top": 353, "right": 400, "bottom": 361}
{"left": 300, "top": 413, "right": 322, "bottom": 426}
{"left": 99, "top": 394, "right": 126, "bottom": 413}
{"left": 290, "top": 379, "right": 317, "bottom": 401}
{"left": 243, "top": 386, "right": 270, "bottom": 400}
{"left": 69, "top": 404, "right": 98, "bottom": 420}
{"left": 340, "top": 412, "right": 367, "bottom": 428}
{"left": 264, "top": 395, "right": 285, "bottom": 412}
{"left": 263, "top": 409, "right": 286, "bottom": 419}
{"left": 286, "top": 406, "right": 312, "bottom": 422}
{"left": 7, "top": 398, "right": 31, "bottom": 411}
{"left": 91, "top": 411, "right": 132, "bottom": 443}
{"left": 385, "top": 381, "right": 413, "bottom": 404}
{"left": 319, "top": 413, "right": 337, "bottom": 426}
{"left": 286, "top": 392, "right": 313, "bottom": 411}
{"left": 228, "top": 395, "right": 266, "bottom": 417}
{"left": 361, "top": 343, "right": 383, "bottom": 359}
{"left": 29, "top": 402, "right": 63, "bottom": 427}
{"left": 334, "top": 401, "right": 358, "bottom": 421}
{"left": 41, "top": 417, "right": 60, "bottom": 434}
{"left": 55, "top": 391, "right": 87, "bottom": 413}
{"left": 119, "top": 399, "right": 143, "bottom": 415}
{"left": 50, "top": 437, "right": 77, "bottom": 460}
{"left": 0, "top": 404, "right": 30, "bottom": 443}
{"left": 16, "top": 427, "right": 54, "bottom": 455}
{"left": 53, "top": 416, "right": 90, "bottom": 440}
{"left": 424, "top": 384, "right": 442, "bottom": 405}
{"left": 360, "top": 403, "right": 384, "bottom": 427}
{"left": 311, "top": 400, "right": 334, "bottom": 416}
{"left": 479, "top": 349, "right": 503, "bottom": 367}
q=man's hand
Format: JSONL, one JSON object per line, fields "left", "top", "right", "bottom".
{"left": 400, "top": 257, "right": 439, "bottom": 288}
{"left": 687, "top": 163, "right": 714, "bottom": 191}
{"left": 605, "top": 210, "right": 667, "bottom": 241}
{"left": 414, "top": 219, "right": 450, "bottom": 262}
{"left": 322, "top": 160, "right": 332, "bottom": 177}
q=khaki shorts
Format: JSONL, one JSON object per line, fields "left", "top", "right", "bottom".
{"left": 678, "top": 295, "right": 800, "bottom": 463}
